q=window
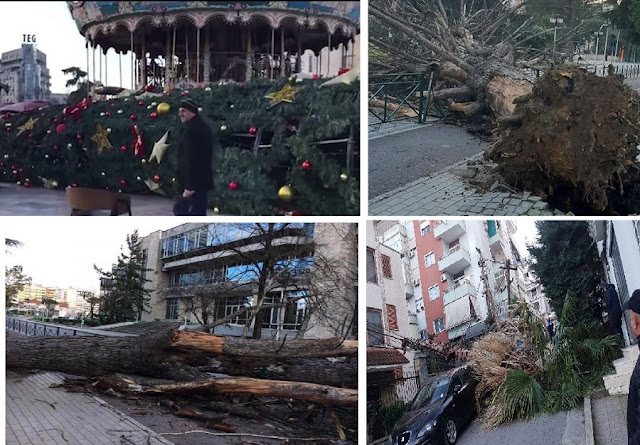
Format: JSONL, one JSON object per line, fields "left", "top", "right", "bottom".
{"left": 165, "top": 298, "right": 179, "bottom": 320}
{"left": 416, "top": 298, "right": 424, "bottom": 312}
{"left": 386, "top": 304, "right": 398, "bottom": 330}
{"left": 215, "top": 296, "right": 252, "bottom": 325}
{"left": 367, "top": 249, "right": 377, "bottom": 283}
{"left": 434, "top": 317, "right": 445, "bottom": 334}
{"left": 420, "top": 223, "right": 431, "bottom": 236}
{"left": 424, "top": 252, "right": 435, "bottom": 268}
{"left": 261, "top": 291, "right": 307, "bottom": 330}
{"left": 367, "top": 308, "right": 384, "bottom": 345}
{"left": 429, "top": 285, "right": 440, "bottom": 301}
{"left": 381, "top": 254, "right": 393, "bottom": 279}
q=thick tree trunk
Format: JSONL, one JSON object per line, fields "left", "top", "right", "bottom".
{"left": 170, "top": 330, "right": 357, "bottom": 358}
{"left": 144, "top": 377, "right": 358, "bottom": 408}
{"left": 369, "top": 99, "right": 418, "bottom": 117}
{"left": 6, "top": 329, "right": 358, "bottom": 387}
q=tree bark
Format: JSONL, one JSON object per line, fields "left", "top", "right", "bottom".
{"left": 143, "top": 377, "right": 358, "bottom": 408}
{"left": 6, "top": 328, "right": 357, "bottom": 387}
{"left": 369, "top": 99, "right": 418, "bottom": 117}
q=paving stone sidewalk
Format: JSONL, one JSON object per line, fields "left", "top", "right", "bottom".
{"left": 592, "top": 394, "right": 628, "bottom": 445}
{"left": 369, "top": 155, "right": 563, "bottom": 216}
{"left": 6, "top": 371, "right": 174, "bottom": 445}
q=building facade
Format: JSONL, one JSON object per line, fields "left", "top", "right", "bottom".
{"left": 0, "top": 44, "right": 51, "bottom": 104}
{"left": 137, "top": 223, "right": 357, "bottom": 340}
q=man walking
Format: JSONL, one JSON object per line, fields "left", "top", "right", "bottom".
{"left": 624, "top": 289, "right": 640, "bottom": 445}
{"left": 175, "top": 98, "right": 215, "bottom": 216}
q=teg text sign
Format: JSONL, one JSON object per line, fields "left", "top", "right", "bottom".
{"left": 23, "top": 35, "right": 36, "bottom": 44}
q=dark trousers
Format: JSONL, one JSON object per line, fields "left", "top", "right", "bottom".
{"left": 173, "top": 190, "right": 208, "bottom": 216}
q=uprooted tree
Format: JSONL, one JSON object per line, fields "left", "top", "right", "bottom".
{"left": 371, "top": 0, "right": 640, "bottom": 214}
{"left": 7, "top": 326, "right": 357, "bottom": 404}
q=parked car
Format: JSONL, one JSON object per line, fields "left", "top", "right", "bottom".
{"left": 389, "top": 366, "right": 478, "bottom": 445}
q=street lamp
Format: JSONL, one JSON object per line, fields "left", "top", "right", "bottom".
{"left": 550, "top": 15, "right": 564, "bottom": 61}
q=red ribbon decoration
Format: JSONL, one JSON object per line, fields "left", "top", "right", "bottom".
{"left": 131, "top": 124, "right": 145, "bottom": 158}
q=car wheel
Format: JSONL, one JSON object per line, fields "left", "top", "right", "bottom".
{"left": 442, "top": 417, "right": 458, "bottom": 445}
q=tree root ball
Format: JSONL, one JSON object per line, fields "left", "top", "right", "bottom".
{"left": 487, "top": 68, "right": 640, "bottom": 214}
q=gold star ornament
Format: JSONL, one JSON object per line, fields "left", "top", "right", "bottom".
{"left": 148, "top": 130, "right": 170, "bottom": 164}
{"left": 17, "top": 117, "right": 38, "bottom": 136}
{"left": 264, "top": 84, "right": 301, "bottom": 108}
{"left": 90, "top": 124, "right": 113, "bottom": 154}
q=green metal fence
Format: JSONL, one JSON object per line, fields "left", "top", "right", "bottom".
{"left": 369, "top": 71, "right": 439, "bottom": 125}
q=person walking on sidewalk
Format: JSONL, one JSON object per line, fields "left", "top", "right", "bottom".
{"left": 624, "top": 289, "right": 640, "bottom": 445}
{"left": 174, "top": 98, "right": 216, "bottom": 216}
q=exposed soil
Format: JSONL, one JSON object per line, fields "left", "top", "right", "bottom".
{"left": 487, "top": 68, "right": 640, "bottom": 214}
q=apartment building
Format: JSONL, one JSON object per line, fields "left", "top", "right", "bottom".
{"left": 0, "top": 44, "right": 51, "bottom": 104}
{"left": 137, "top": 223, "right": 357, "bottom": 340}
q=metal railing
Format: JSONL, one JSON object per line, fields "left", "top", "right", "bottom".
{"left": 6, "top": 317, "right": 99, "bottom": 337}
{"left": 369, "top": 71, "right": 435, "bottom": 124}
{"left": 438, "top": 244, "right": 469, "bottom": 262}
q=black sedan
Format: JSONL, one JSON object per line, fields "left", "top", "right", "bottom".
{"left": 389, "top": 366, "right": 477, "bottom": 445}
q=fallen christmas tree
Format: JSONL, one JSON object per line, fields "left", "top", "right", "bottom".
{"left": 0, "top": 78, "right": 360, "bottom": 216}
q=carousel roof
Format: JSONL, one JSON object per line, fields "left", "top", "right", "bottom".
{"left": 67, "top": 2, "right": 360, "bottom": 39}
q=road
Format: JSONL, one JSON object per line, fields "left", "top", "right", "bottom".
{"left": 368, "top": 122, "right": 487, "bottom": 199}
{"left": 456, "top": 410, "right": 585, "bottom": 445}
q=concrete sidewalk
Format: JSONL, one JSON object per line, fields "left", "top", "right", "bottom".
{"left": 591, "top": 394, "right": 628, "bottom": 445}
{"left": 6, "top": 371, "right": 174, "bottom": 445}
{"left": 369, "top": 154, "right": 562, "bottom": 216}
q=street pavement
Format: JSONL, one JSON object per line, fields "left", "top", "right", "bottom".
{"left": 456, "top": 409, "right": 585, "bottom": 445}
{"left": 6, "top": 371, "right": 174, "bottom": 445}
{"left": 369, "top": 121, "right": 486, "bottom": 198}
{"left": 0, "top": 183, "right": 219, "bottom": 215}
{"left": 592, "top": 394, "right": 628, "bottom": 445}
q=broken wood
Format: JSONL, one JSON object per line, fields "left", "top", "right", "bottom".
{"left": 369, "top": 98, "right": 418, "bottom": 117}
{"left": 143, "top": 377, "right": 358, "bottom": 408}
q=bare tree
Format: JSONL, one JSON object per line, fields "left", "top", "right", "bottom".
{"left": 163, "top": 223, "right": 357, "bottom": 341}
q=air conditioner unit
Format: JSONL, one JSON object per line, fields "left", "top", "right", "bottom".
{"left": 440, "top": 274, "right": 448, "bottom": 282}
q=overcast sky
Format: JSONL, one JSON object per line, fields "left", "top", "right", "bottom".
{"left": 5, "top": 219, "right": 182, "bottom": 292}
{"left": 511, "top": 218, "right": 539, "bottom": 259}
{"left": 0, "top": 1, "right": 135, "bottom": 94}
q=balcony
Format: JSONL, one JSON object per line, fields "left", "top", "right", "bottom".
{"left": 405, "top": 283, "right": 414, "bottom": 300}
{"left": 438, "top": 245, "right": 471, "bottom": 275}
{"left": 488, "top": 231, "right": 503, "bottom": 250}
{"left": 434, "top": 221, "right": 466, "bottom": 243}
{"left": 443, "top": 279, "right": 476, "bottom": 306}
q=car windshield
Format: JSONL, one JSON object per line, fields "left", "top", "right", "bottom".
{"left": 410, "top": 376, "right": 451, "bottom": 409}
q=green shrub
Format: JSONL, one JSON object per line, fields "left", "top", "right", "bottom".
{"left": 378, "top": 402, "right": 407, "bottom": 435}
{"left": 497, "top": 369, "right": 545, "bottom": 423}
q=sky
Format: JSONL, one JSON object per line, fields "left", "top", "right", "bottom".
{"left": 0, "top": 1, "right": 135, "bottom": 94}
{"left": 511, "top": 218, "right": 539, "bottom": 260}
{"left": 5, "top": 219, "right": 181, "bottom": 292}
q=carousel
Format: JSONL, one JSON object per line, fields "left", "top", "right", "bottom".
{"left": 67, "top": 1, "right": 359, "bottom": 90}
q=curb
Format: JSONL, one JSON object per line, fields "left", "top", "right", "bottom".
{"left": 584, "top": 395, "right": 595, "bottom": 445}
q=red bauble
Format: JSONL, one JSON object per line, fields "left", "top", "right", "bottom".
{"left": 301, "top": 160, "right": 311, "bottom": 171}
{"left": 248, "top": 127, "right": 258, "bottom": 135}
{"left": 120, "top": 179, "right": 127, "bottom": 187}
{"left": 181, "top": 91, "right": 189, "bottom": 96}
{"left": 144, "top": 85, "right": 155, "bottom": 92}
{"left": 76, "top": 134, "right": 83, "bottom": 140}
{"left": 53, "top": 118, "right": 59, "bottom": 124}
{"left": 10, "top": 165, "right": 16, "bottom": 171}
{"left": 105, "top": 111, "right": 111, "bottom": 117}
{"left": 120, "top": 145, "right": 127, "bottom": 152}
{"left": 105, "top": 186, "right": 110, "bottom": 191}
{"left": 71, "top": 183, "right": 78, "bottom": 187}
{"left": 55, "top": 124, "right": 66, "bottom": 134}
{"left": 28, "top": 133, "right": 34, "bottom": 139}
{"left": 24, "top": 182, "right": 30, "bottom": 188}
{"left": 138, "top": 100, "right": 145, "bottom": 107}
{"left": 18, "top": 168, "right": 24, "bottom": 174}
{"left": 53, "top": 145, "right": 60, "bottom": 151}
{"left": 153, "top": 174, "right": 160, "bottom": 182}
{"left": 312, "top": 74, "right": 321, "bottom": 80}
{"left": 110, "top": 102, "right": 116, "bottom": 107}
{"left": 130, "top": 114, "right": 137, "bottom": 121}
{"left": 228, "top": 181, "right": 238, "bottom": 190}
{"left": 0, "top": 162, "right": 4, "bottom": 167}
{"left": 149, "top": 112, "right": 158, "bottom": 119}
{"left": 6, "top": 126, "right": 11, "bottom": 132}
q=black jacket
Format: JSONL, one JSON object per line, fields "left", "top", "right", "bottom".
{"left": 629, "top": 346, "right": 640, "bottom": 445}
{"left": 180, "top": 115, "right": 215, "bottom": 191}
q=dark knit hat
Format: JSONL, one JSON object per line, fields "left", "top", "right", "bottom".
{"left": 179, "top": 98, "right": 199, "bottom": 114}
{"left": 622, "top": 289, "right": 640, "bottom": 314}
